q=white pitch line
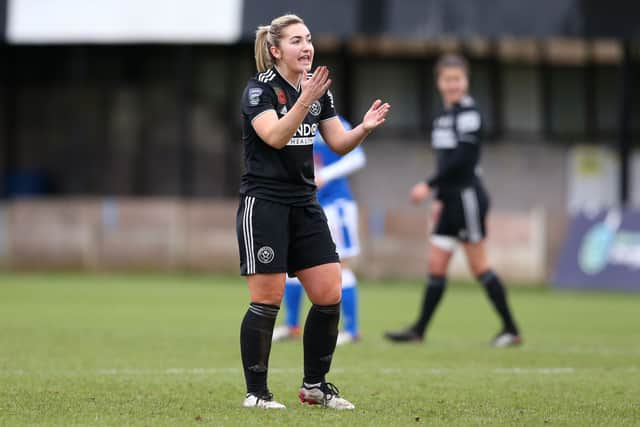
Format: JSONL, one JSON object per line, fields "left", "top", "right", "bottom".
{"left": 380, "top": 368, "right": 449, "bottom": 375}
{"left": 520, "top": 346, "right": 640, "bottom": 356}
{"left": 379, "top": 368, "right": 577, "bottom": 375}
{"left": 97, "top": 368, "right": 301, "bottom": 375}
{"left": 2, "top": 367, "right": 639, "bottom": 376}
{"left": 492, "top": 368, "right": 575, "bottom": 374}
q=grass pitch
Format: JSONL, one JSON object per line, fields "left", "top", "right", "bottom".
{"left": 1, "top": 273, "right": 638, "bottom": 426}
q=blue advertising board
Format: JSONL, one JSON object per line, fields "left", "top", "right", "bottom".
{"left": 553, "top": 209, "right": 640, "bottom": 291}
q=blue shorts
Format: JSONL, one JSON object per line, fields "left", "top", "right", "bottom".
{"left": 322, "top": 199, "right": 360, "bottom": 259}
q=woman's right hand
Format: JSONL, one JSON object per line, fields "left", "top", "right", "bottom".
{"left": 409, "top": 181, "right": 431, "bottom": 205}
{"left": 299, "top": 66, "right": 332, "bottom": 107}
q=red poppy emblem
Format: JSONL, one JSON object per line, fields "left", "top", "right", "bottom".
{"left": 276, "top": 88, "right": 287, "bottom": 105}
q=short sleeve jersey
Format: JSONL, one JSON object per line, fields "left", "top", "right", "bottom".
{"left": 240, "top": 66, "right": 338, "bottom": 206}
{"left": 428, "top": 95, "right": 483, "bottom": 194}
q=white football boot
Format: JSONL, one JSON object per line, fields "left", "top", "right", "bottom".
{"left": 298, "top": 382, "right": 355, "bottom": 410}
{"left": 272, "top": 325, "right": 301, "bottom": 342}
{"left": 491, "top": 330, "right": 523, "bottom": 348}
{"left": 242, "top": 392, "right": 286, "bottom": 409}
{"left": 336, "top": 331, "right": 358, "bottom": 346}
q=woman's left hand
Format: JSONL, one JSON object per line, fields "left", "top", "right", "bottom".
{"left": 362, "top": 99, "right": 391, "bottom": 132}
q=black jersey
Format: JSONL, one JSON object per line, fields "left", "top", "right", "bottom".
{"left": 239, "top": 66, "right": 338, "bottom": 206}
{"left": 427, "top": 95, "right": 483, "bottom": 196}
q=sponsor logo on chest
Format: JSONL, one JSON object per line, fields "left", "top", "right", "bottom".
{"left": 287, "top": 123, "right": 318, "bottom": 146}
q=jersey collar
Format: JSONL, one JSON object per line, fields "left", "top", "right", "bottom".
{"left": 273, "top": 65, "right": 301, "bottom": 92}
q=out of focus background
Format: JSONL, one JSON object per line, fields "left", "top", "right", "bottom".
{"left": 2, "top": 2, "right": 640, "bottom": 425}
{"left": 0, "top": 0, "right": 639, "bottom": 288}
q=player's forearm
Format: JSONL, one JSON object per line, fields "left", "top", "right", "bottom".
{"left": 327, "top": 124, "right": 371, "bottom": 155}
{"left": 319, "top": 149, "right": 366, "bottom": 183}
{"left": 261, "top": 101, "right": 314, "bottom": 149}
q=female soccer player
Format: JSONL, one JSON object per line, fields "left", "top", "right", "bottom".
{"left": 272, "top": 115, "right": 365, "bottom": 346}
{"left": 384, "top": 54, "right": 522, "bottom": 347}
{"left": 237, "top": 14, "right": 390, "bottom": 409}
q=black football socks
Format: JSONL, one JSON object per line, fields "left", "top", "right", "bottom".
{"left": 478, "top": 270, "right": 519, "bottom": 334}
{"left": 240, "top": 303, "right": 279, "bottom": 394}
{"left": 303, "top": 303, "right": 340, "bottom": 384}
{"left": 414, "top": 274, "right": 447, "bottom": 336}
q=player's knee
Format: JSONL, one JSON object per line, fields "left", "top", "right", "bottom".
{"left": 428, "top": 256, "right": 448, "bottom": 276}
{"left": 308, "top": 281, "right": 341, "bottom": 305}
{"left": 469, "top": 259, "right": 490, "bottom": 277}
{"left": 250, "top": 286, "right": 284, "bottom": 306}
{"left": 318, "top": 288, "right": 342, "bottom": 305}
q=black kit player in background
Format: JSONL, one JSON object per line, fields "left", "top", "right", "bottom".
{"left": 384, "top": 54, "right": 522, "bottom": 347}
{"left": 236, "top": 14, "right": 390, "bottom": 409}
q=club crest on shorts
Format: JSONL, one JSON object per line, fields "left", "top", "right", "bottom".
{"left": 257, "top": 246, "right": 275, "bottom": 264}
{"left": 309, "top": 100, "right": 322, "bottom": 116}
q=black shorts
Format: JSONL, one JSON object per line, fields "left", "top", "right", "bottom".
{"left": 434, "top": 185, "right": 490, "bottom": 243}
{"left": 236, "top": 195, "right": 339, "bottom": 276}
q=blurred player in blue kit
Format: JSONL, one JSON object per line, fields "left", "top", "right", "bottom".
{"left": 273, "top": 116, "right": 365, "bottom": 346}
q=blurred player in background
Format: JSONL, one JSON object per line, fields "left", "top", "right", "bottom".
{"left": 273, "top": 115, "right": 365, "bottom": 346}
{"left": 384, "top": 54, "right": 522, "bottom": 347}
{"left": 236, "top": 14, "right": 390, "bottom": 410}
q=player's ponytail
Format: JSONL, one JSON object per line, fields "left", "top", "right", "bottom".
{"left": 254, "top": 14, "right": 305, "bottom": 72}
{"left": 254, "top": 26, "right": 272, "bottom": 72}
